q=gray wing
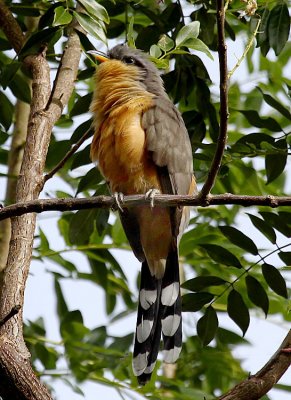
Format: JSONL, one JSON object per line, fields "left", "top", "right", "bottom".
{"left": 142, "top": 96, "right": 193, "bottom": 197}
{"left": 142, "top": 96, "right": 195, "bottom": 239}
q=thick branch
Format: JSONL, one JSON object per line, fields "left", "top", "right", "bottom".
{"left": 0, "top": 27, "right": 81, "bottom": 400}
{"left": 219, "top": 330, "right": 291, "bottom": 400}
{"left": 0, "top": 194, "right": 290, "bottom": 221}
{"left": 0, "top": 97, "right": 31, "bottom": 272}
{"left": 0, "top": 340, "right": 52, "bottom": 400}
{"left": 200, "top": 0, "right": 228, "bottom": 198}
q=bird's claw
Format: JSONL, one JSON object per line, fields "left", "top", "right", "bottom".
{"left": 145, "top": 189, "right": 160, "bottom": 208}
{"left": 112, "top": 192, "right": 125, "bottom": 213}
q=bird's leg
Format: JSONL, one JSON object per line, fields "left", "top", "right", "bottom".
{"left": 112, "top": 192, "right": 125, "bottom": 213}
{"left": 145, "top": 189, "right": 160, "bottom": 208}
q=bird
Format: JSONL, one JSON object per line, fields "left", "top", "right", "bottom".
{"left": 89, "top": 44, "right": 195, "bottom": 385}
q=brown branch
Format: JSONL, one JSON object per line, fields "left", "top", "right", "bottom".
{"left": 200, "top": 0, "right": 228, "bottom": 198}
{"left": 0, "top": 0, "right": 24, "bottom": 52}
{"left": 0, "top": 19, "right": 81, "bottom": 400}
{"left": 44, "top": 126, "right": 93, "bottom": 183}
{"left": 219, "top": 330, "right": 291, "bottom": 400}
{"left": 0, "top": 194, "right": 290, "bottom": 221}
{"left": 0, "top": 15, "right": 38, "bottom": 274}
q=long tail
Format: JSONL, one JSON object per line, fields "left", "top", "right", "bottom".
{"left": 132, "top": 250, "right": 182, "bottom": 385}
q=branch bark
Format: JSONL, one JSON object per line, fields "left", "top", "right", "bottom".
{"left": 0, "top": 4, "right": 81, "bottom": 397}
{"left": 219, "top": 330, "right": 291, "bottom": 400}
{"left": 0, "top": 0, "right": 24, "bottom": 52}
{"left": 0, "top": 194, "right": 290, "bottom": 221}
{"left": 0, "top": 100, "right": 30, "bottom": 272}
{"left": 200, "top": 0, "right": 228, "bottom": 198}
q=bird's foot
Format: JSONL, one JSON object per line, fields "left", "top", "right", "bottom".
{"left": 112, "top": 192, "right": 125, "bottom": 213}
{"left": 145, "top": 189, "right": 160, "bottom": 208}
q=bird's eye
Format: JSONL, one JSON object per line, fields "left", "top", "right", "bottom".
{"left": 123, "top": 56, "right": 135, "bottom": 64}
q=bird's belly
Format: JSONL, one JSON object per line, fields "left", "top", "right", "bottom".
{"left": 96, "top": 111, "right": 160, "bottom": 194}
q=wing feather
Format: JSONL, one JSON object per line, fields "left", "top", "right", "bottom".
{"left": 142, "top": 97, "right": 193, "bottom": 197}
{"left": 142, "top": 97, "right": 195, "bottom": 237}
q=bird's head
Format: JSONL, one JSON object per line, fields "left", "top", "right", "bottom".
{"left": 88, "top": 44, "right": 166, "bottom": 97}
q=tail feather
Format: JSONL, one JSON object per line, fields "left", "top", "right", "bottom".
{"left": 161, "top": 250, "right": 182, "bottom": 364}
{"left": 132, "top": 249, "right": 182, "bottom": 385}
{"left": 132, "top": 261, "right": 162, "bottom": 384}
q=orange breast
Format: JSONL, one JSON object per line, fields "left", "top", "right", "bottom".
{"left": 90, "top": 60, "right": 160, "bottom": 195}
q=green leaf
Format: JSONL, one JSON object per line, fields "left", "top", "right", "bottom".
{"left": 77, "top": 0, "right": 109, "bottom": 24}
{"left": 54, "top": 275, "right": 69, "bottom": 320}
{"left": 182, "top": 37, "right": 213, "bottom": 60}
{"left": 256, "top": 87, "right": 291, "bottom": 120}
{"left": 60, "top": 310, "right": 89, "bottom": 341}
{"left": 71, "top": 118, "right": 93, "bottom": 143}
{"left": 76, "top": 167, "right": 103, "bottom": 194}
{"left": 95, "top": 208, "right": 109, "bottom": 236}
{"left": 197, "top": 306, "right": 218, "bottom": 346}
{"left": 19, "top": 27, "right": 62, "bottom": 58}
{"left": 73, "top": 11, "right": 107, "bottom": 43}
{"left": 70, "top": 93, "right": 93, "bottom": 117}
{"left": 182, "top": 276, "right": 227, "bottom": 292}
{"left": 157, "top": 34, "right": 175, "bottom": 52}
{"left": 227, "top": 289, "right": 250, "bottom": 335}
{"left": 150, "top": 44, "right": 162, "bottom": 59}
{"left": 176, "top": 21, "right": 200, "bottom": 47}
{"left": 182, "top": 292, "right": 214, "bottom": 312}
{"left": 0, "top": 91, "right": 13, "bottom": 130}
{"left": 259, "top": 212, "right": 290, "bottom": 237}
{"left": 219, "top": 226, "right": 258, "bottom": 255}
{"left": 126, "top": 16, "right": 135, "bottom": 48}
{"left": 46, "top": 253, "right": 77, "bottom": 273}
{"left": 256, "top": 7, "right": 270, "bottom": 48}
{"left": 245, "top": 275, "right": 269, "bottom": 317}
{"left": 199, "top": 244, "right": 242, "bottom": 269}
{"left": 9, "top": 73, "right": 31, "bottom": 104}
{"left": 278, "top": 252, "right": 291, "bottom": 266}
{"left": 111, "top": 217, "right": 127, "bottom": 246}
{"left": 237, "top": 109, "right": 282, "bottom": 132}
{"left": 69, "top": 209, "right": 98, "bottom": 245}
{"left": 247, "top": 213, "right": 276, "bottom": 244}
{"left": 265, "top": 139, "right": 287, "bottom": 184}
{"left": 53, "top": 6, "right": 73, "bottom": 26}
{"left": 0, "top": 61, "right": 21, "bottom": 89}
{"left": 71, "top": 145, "right": 91, "bottom": 170}
{"left": 262, "top": 263, "right": 288, "bottom": 298}
{"left": 268, "top": 3, "right": 290, "bottom": 56}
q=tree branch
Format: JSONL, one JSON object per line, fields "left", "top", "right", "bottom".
{"left": 0, "top": 13, "right": 81, "bottom": 399}
{"left": 0, "top": 194, "right": 290, "bottom": 221}
{"left": 0, "top": 0, "right": 24, "bottom": 52}
{"left": 200, "top": 0, "right": 228, "bottom": 198}
{"left": 44, "top": 126, "right": 93, "bottom": 183}
{"left": 219, "top": 330, "right": 291, "bottom": 400}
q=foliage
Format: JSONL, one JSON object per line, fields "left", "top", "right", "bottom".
{"left": 0, "top": 0, "right": 290, "bottom": 399}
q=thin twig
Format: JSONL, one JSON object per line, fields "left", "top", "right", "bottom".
{"left": 199, "top": 0, "right": 229, "bottom": 199}
{"left": 44, "top": 126, "right": 93, "bottom": 184}
{"left": 0, "top": 194, "right": 290, "bottom": 221}
{"left": 0, "top": 305, "right": 21, "bottom": 328}
{"left": 228, "top": 16, "right": 261, "bottom": 79}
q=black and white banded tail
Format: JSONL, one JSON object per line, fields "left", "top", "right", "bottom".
{"left": 132, "top": 250, "right": 182, "bottom": 385}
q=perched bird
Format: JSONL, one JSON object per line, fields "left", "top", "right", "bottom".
{"left": 89, "top": 44, "right": 195, "bottom": 384}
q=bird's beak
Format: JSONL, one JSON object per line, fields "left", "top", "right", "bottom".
{"left": 87, "top": 50, "right": 109, "bottom": 63}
